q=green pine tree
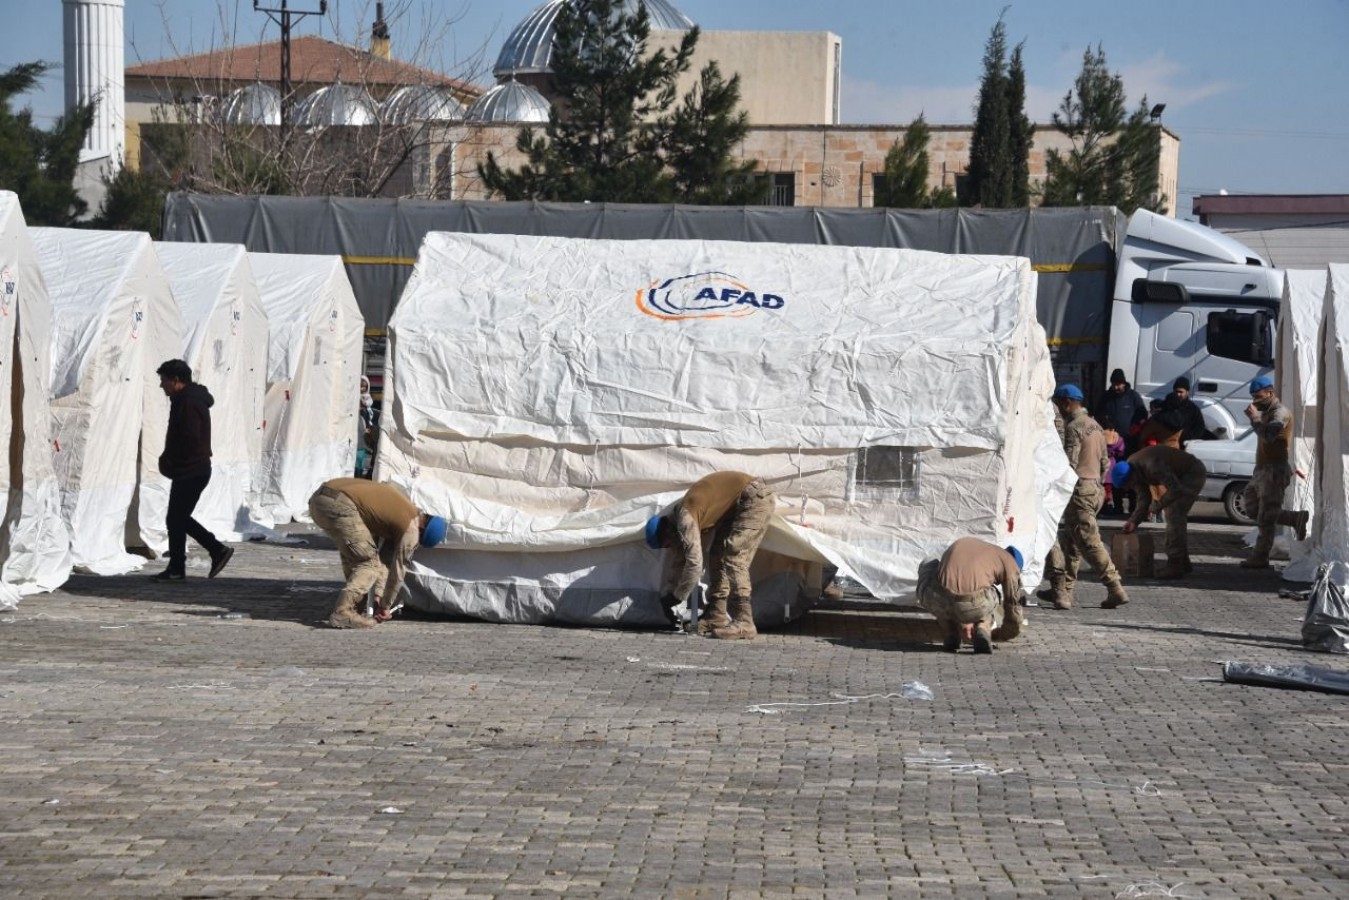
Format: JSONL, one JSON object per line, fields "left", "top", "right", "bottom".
{"left": 962, "top": 18, "right": 1022, "bottom": 208}
{"left": 1007, "top": 43, "right": 1035, "bottom": 207}
{"left": 874, "top": 115, "right": 934, "bottom": 208}
{"left": 663, "top": 62, "right": 766, "bottom": 205}
{"left": 1041, "top": 46, "right": 1166, "bottom": 214}
{"left": 479, "top": 0, "right": 762, "bottom": 205}
{"left": 479, "top": 0, "right": 696, "bottom": 202}
{"left": 0, "top": 62, "right": 95, "bottom": 225}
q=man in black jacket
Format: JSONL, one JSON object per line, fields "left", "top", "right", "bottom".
{"left": 151, "top": 359, "right": 234, "bottom": 582}
{"left": 1096, "top": 369, "right": 1148, "bottom": 446}
{"left": 1162, "top": 377, "right": 1211, "bottom": 447}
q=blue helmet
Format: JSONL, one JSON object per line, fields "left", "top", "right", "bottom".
{"left": 1053, "top": 384, "right": 1084, "bottom": 402}
{"left": 1111, "top": 461, "right": 1132, "bottom": 489}
{"left": 420, "top": 515, "right": 447, "bottom": 548}
{"left": 1249, "top": 374, "right": 1274, "bottom": 395}
{"left": 644, "top": 515, "right": 663, "bottom": 550}
{"left": 1005, "top": 545, "right": 1024, "bottom": 571}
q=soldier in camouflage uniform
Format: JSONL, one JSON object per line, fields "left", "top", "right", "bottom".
{"left": 1042, "top": 384, "right": 1129, "bottom": 609}
{"left": 1114, "top": 445, "right": 1207, "bottom": 579}
{"left": 1241, "top": 375, "right": 1310, "bottom": 569}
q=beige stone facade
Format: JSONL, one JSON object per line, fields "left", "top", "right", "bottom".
{"left": 448, "top": 121, "right": 1181, "bottom": 213}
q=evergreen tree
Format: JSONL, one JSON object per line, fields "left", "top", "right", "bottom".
{"left": 479, "top": 0, "right": 762, "bottom": 205}
{"left": 874, "top": 115, "right": 933, "bottom": 208}
{"left": 663, "top": 62, "right": 765, "bottom": 204}
{"left": 1041, "top": 46, "right": 1166, "bottom": 214}
{"left": 962, "top": 18, "right": 1029, "bottom": 208}
{"left": 479, "top": 0, "right": 697, "bottom": 202}
{"left": 1007, "top": 43, "right": 1035, "bottom": 207}
{"left": 0, "top": 62, "right": 95, "bottom": 225}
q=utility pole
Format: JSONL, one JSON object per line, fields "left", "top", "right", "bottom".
{"left": 253, "top": 0, "right": 328, "bottom": 129}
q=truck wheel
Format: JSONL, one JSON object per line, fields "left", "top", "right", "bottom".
{"left": 1223, "top": 482, "right": 1255, "bottom": 526}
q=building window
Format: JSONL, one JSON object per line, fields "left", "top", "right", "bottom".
{"left": 871, "top": 173, "right": 888, "bottom": 207}
{"left": 755, "top": 173, "right": 795, "bottom": 207}
{"left": 848, "top": 446, "right": 920, "bottom": 503}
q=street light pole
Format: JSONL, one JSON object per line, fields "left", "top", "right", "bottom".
{"left": 253, "top": 0, "right": 328, "bottom": 128}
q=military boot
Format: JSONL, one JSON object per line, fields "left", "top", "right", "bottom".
{"left": 1157, "top": 558, "right": 1187, "bottom": 579}
{"left": 1243, "top": 530, "right": 1274, "bottom": 569}
{"left": 710, "top": 596, "right": 757, "bottom": 640}
{"left": 1101, "top": 578, "right": 1129, "bottom": 609}
{"left": 1036, "top": 575, "right": 1067, "bottom": 607}
{"left": 1282, "top": 510, "right": 1310, "bottom": 542}
{"left": 972, "top": 622, "right": 993, "bottom": 654}
{"left": 328, "top": 594, "right": 373, "bottom": 629}
{"left": 696, "top": 594, "right": 732, "bottom": 635}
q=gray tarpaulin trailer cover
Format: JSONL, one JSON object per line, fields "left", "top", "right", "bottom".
{"left": 161, "top": 194, "right": 1124, "bottom": 382}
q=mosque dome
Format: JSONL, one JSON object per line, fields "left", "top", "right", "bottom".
{"left": 493, "top": 0, "right": 696, "bottom": 79}
{"left": 292, "top": 83, "right": 378, "bottom": 126}
{"left": 464, "top": 80, "right": 551, "bottom": 123}
{"left": 379, "top": 85, "right": 465, "bottom": 124}
{"left": 221, "top": 82, "right": 281, "bottom": 126}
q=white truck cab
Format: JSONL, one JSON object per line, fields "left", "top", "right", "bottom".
{"left": 1106, "top": 210, "right": 1285, "bottom": 523}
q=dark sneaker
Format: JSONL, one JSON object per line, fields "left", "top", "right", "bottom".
{"left": 941, "top": 634, "right": 961, "bottom": 653}
{"left": 208, "top": 546, "right": 235, "bottom": 579}
{"left": 150, "top": 568, "right": 185, "bottom": 582}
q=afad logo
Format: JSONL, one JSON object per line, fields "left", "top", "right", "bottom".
{"left": 636, "top": 271, "right": 785, "bottom": 321}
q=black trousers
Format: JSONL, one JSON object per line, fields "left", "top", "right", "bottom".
{"left": 166, "top": 471, "right": 224, "bottom": 573}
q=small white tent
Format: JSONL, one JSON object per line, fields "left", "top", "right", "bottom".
{"left": 1278, "top": 269, "right": 1327, "bottom": 581}
{"left": 30, "top": 228, "right": 183, "bottom": 574}
{"left": 1300, "top": 265, "right": 1349, "bottom": 575}
{"left": 378, "top": 233, "right": 1072, "bottom": 627}
{"left": 156, "top": 242, "right": 270, "bottom": 540}
{"left": 0, "top": 193, "right": 71, "bottom": 602}
{"left": 247, "top": 253, "right": 364, "bottom": 524}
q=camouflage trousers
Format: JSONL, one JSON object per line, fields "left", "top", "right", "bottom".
{"left": 1243, "top": 463, "right": 1299, "bottom": 557}
{"left": 1047, "top": 480, "right": 1120, "bottom": 591}
{"left": 915, "top": 558, "right": 1021, "bottom": 639}
{"left": 1160, "top": 466, "right": 1207, "bottom": 562}
{"left": 308, "top": 486, "right": 387, "bottom": 612}
{"left": 704, "top": 480, "right": 776, "bottom": 623}
{"left": 917, "top": 558, "right": 1003, "bottom": 631}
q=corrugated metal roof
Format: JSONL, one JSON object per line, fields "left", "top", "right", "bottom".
{"left": 494, "top": 0, "right": 695, "bottom": 78}
{"left": 222, "top": 83, "right": 281, "bottom": 125}
{"left": 464, "top": 80, "right": 551, "bottom": 123}
{"left": 380, "top": 85, "right": 464, "bottom": 123}
{"left": 292, "top": 83, "right": 378, "bottom": 126}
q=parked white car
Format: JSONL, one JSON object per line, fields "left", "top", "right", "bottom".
{"left": 1187, "top": 429, "right": 1257, "bottom": 524}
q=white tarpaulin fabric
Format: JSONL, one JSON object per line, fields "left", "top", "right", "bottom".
{"left": 1302, "top": 266, "right": 1349, "bottom": 578}
{"left": 156, "top": 242, "right": 270, "bottom": 540}
{"left": 378, "top": 233, "right": 1072, "bottom": 626}
{"left": 248, "top": 253, "right": 364, "bottom": 524}
{"left": 31, "top": 228, "right": 183, "bottom": 575}
{"left": 1279, "top": 269, "right": 1327, "bottom": 581}
{"left": 0, "top": 193, "right": 71, "bottom": 603}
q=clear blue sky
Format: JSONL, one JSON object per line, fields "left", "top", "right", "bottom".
{"left": 9, "top": 0, "right": 1349, "bottom": 217}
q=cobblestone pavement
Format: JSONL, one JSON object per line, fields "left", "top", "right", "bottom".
{"left": 2, "top": 516, "right": 1347, "bottom": 899}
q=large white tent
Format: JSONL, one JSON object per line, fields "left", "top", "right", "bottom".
{"left": 156, "top": 242, "right": 270, "bottom": 540}
{"left": 1278, "top": 269, "right": 1328, "bottom": 581}
{"left": 377, "top": 233, "right": 1073, "bottom": 627}
{"left": 1299, "top": 265, "right": 1349, "bottom": 576}
{"left": 0, "top": 193, "right": 71, "bottom": 603}
{"left": 247, "top": 253, "right": 364, "bottom": 524}
{"left": 30, "top": 228, "right": 182, "bottom": 574}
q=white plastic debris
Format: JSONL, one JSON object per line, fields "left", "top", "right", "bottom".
{"left": 901, "top": 680, "right": 934, "bottom": 701}
{"left": 378, "top": 806, "right": 404, "bottom": 815}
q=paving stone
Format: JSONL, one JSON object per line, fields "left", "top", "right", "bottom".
{"left": 0, "top": 517, "right": 1346, "bottom": 896}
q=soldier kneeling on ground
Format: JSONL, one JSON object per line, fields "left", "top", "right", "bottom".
{"left": 916, "top": 538, "right": 1025, "bottom": 654}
